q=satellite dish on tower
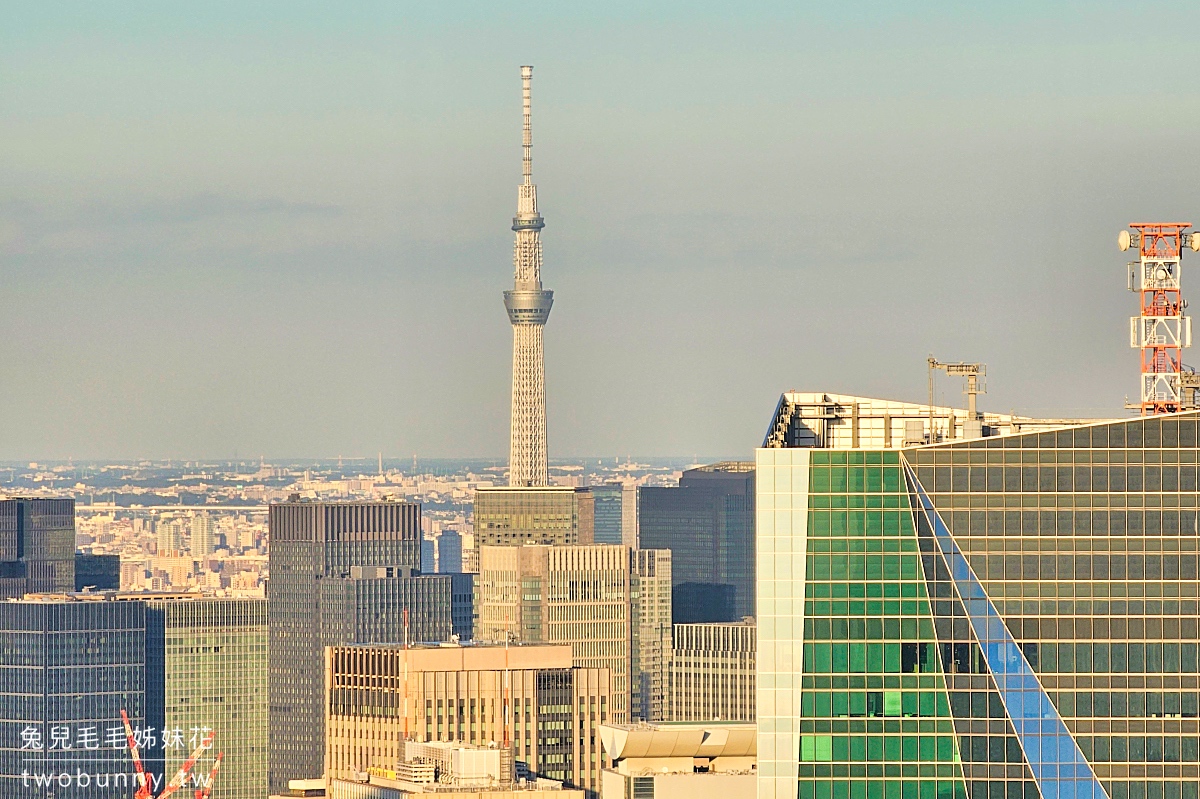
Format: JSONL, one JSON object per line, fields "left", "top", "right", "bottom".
{"left": 1190, "top": 232, "right": 1200, "bottom": 252}
{"left": 1118, "top": 230, "right": 1132, "bottom": 251}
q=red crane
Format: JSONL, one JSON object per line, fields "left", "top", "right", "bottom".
{"left": 194, "top": 751, "right": 224, "bottom": 799}
{"left": 157, "top": 730, "right": 215, "bottom": 799}
{"left": 120, "top": 709, "right": 153, "bottom": 799}
{"left": 119, "top": 709, "right": 222, "bottom": 799}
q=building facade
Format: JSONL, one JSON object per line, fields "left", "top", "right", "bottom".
{"left": 75, "top": 553, "right": 120, "bottom": 591}
{"left": 631, "top": 550, "right": 673, "bottom": 722}
{"left": 599, "top": 721, "right": 756, "bottom": 799}
{"left": 0, "top": 596, "right": 147, "bottom": 798}
{"left": 670, "top": 621, "right": 755, "bottom": 723}
{"left": 592, "top": 485, "right": 626, "bottom": 546}
{"left": 450, "top": 573, "right": 476, "bottom": 641}
{"left": 474, "top": 487, "right": 595, "bottom": 549}
{"left": 191, "top": 514, "right": 215, "bottom": 558}
{"left": 758, "top": 397, "right": 1200, "bottom": 799}
{"left": 439, "top": 530, "right": 465, "bottom": 573}
{"left": 324, "top": 644, "right": 610, "bottom": 797}
{"left": 0, "top": 498, "right": 75, "bottom": 598}
{"left": 323, "top": 568, "right": 458, "bottom": 645}
{"left": 639, "top": 464, "right": 755, "bottom": 623}
{"left": 145, "top": 597, "right": 267, "bottom": 799}
{"left": 476, "top": 545, "right": 671, "bottom": 724}
{"left": 268, "top": 500, "right": 426, "bottom": 791}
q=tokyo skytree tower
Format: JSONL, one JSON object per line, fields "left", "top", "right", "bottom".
{"left": 504, "top": 65, "right": 553, "bottom": 487}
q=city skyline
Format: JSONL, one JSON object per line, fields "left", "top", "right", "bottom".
{"left": 4, "top": 5, "right": 1200, "bottom": 462}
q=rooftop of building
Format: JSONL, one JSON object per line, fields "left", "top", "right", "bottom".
{"left": 685, "top": 461, "right": 755, "bottom": 474}
{"left": 763, "top": 391, "right": 1120, "bottom": 450}
{"left": 599, "top": 721, "right": 756, "bottom": 761}
{"left": 11, "top": 590, "right": 262, "bottom": 603}
{"left": 330, "top": 641, "right": 575, "bottom": 671}
{"left": 673, "top": 617, "right": 756, "bottom": 628}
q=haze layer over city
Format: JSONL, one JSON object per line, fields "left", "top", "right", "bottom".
{"left": 6, "top": 4, "right": 1200, "bottom": 462}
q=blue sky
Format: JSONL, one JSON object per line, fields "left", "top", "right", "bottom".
{"left": 2, "top": 3, "right": 1199, "bottom": 459}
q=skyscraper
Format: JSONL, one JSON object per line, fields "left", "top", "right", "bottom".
{"left": 0, "top": 498, "right": 75, "bottom": 598}
{"left": 144, "top": 597, "right": 267, "bottom": 799}
{"left": 591, "top": 484, "right": 626, "bottom": 545}
{"left": 757, "top": 392, "right": 1200, "bottom": 799}
{"left": 504, "top": 65, "right": 553, "bottom": 488}
{"left": 437, "top": 529, "right": 463, "bottom": 573}
{"left": 476, "top": 544, "right": 673, "bottom": 723}
{"left": 268, "top": 501, "right": 417, "bottom": 788}
{"left": 638, "top": 463, "right": 756, "bottom": 623}
{"left": 156, "top": 518, "right": 183, "bottom": 557}
{"left": 0, "top": 595, "right": 146, "bottom": 798}
{"left": 473, "top": 486, "right": 595, "bottom": 548}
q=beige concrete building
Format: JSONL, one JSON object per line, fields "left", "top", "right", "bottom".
{"left": 669, "top": 622, "right": 755, "bottom": 722}
{"left": 473, "top": 487, "right": 594, "bottom": 548}
{"left": 324, "top": 643, "right": 610, "bottom": 797}
{"left": 630, "top": 550, "right": 672, "bottom": 722}
{"left": 598, "top": 722, "right": 755, "bottom": 799}
{"left": 476, "top": 545, "right": 672, "bottom": 724}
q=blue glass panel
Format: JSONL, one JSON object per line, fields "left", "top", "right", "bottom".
{"left": 905, "top": 465, "right": 1109, "bottom": 799}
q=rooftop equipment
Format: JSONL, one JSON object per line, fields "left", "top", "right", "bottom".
{"left": 1119, "top": 223, "right": 1200, "bottom": 413}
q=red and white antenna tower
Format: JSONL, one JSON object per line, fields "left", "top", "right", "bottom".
{"left": 1121, "top": 223, "right": 1200, "bottom": 413}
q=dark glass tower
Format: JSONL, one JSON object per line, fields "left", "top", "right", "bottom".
{"left": 0, "top": 499, "right": 76, "bottom": 598}
{"left": 268, "top": 500, "right": 459, "bottom": 791}
{"left": 638, "top": 463, "right": 755, "bottom": 623}
{"left": 0, "top": 597, "right": 146, "bottom": 798}
{"left": 74, "top": 554, "right": 120, "bottom": 591}
{"left": 591, "top": 484, "right": 626, "bottom": 545}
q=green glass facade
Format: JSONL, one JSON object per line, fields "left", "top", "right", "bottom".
{"left": 147, "top": 599, "right": 267, "bottom": 799}
{"left": 758, "top": 413, "right": 1200, "bottom": 799}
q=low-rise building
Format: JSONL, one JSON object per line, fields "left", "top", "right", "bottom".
{"left": 325, "top": 643, "right": 610, "bottom": 797}
{"left": 598, "top": 722, "right": 755, "bottom": 799}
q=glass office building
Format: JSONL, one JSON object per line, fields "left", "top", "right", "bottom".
{"left": 0, "top": 596, "right": 146, "bottom": 798}
{"left": 758, "top": 402, "right": 1200, "bottom": 799}
{"left": 639, "top": 462, "right": 756, "bottom": 623}
{"left": 268, "top": 500, "right": 424, "bottom": 791}
{"left": 145, "top": 598, "right": 267, "bottom": 799}
{"left": 0, "top": 498, "right": 76, "bottom": 598}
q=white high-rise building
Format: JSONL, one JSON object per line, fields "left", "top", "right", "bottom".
{"left": 157, "top": 518, "right": 184, "bottom": 556}
{"left": 504, "top": 65, "right": 553, "bottom": 487}
{"left": 191, "top": 513, "right": 215, "bottom": 557}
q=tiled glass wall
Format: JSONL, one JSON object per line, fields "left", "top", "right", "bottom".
{"left": 907, "top": 414, "right": 1200, "bottom": 799}
{"left": 795, "top": 450, "right": 972, "bottom": 799}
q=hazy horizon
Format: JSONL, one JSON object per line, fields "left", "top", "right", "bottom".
{"left": 4, "top": 3, "right": 1198, "bottom": 460}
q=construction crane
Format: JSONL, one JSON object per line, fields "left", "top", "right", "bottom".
{"left": 120, "top": 709, "right": 221, "bottom": 799}
{"left": 193, "top": 751, "right": 224, "bottom": 799}
{"left": 927, "top": 358, "right": 987, "bottom": 442}
{"left": 120, "top": 709, "right": 152, "bottom": 799}
{"left": 157, "top": 730, "right": 216, "bottom": 799}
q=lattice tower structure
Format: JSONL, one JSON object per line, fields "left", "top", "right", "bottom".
{"left": 1126, "top": 223, "right": 1194, "bottom": 414}
{"left": 504, "top": 65, "right": 553, "bottom": 486}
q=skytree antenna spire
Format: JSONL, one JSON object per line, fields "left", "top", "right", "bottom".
{"left": 504, "top": 65, "right": 553, "bottom": 487}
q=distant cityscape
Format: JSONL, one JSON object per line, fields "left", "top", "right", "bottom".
{"left": 5, "top": 457, "right": 705, "bottom": 595}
